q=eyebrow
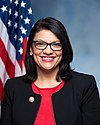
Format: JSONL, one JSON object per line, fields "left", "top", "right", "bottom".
{"left": 33, "top": 40, "right": 60, "bottom": 43}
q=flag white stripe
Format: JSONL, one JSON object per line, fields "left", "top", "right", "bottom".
{"left": 15, "top": 61, "right": 26, "bottom": 76}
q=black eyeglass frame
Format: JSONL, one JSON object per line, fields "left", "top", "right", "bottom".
{"left": 32, "top": 40, "right": 62, "bottom": 51}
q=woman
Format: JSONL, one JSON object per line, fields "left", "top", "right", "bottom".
{"left": 1, "top": 17, "right": 100, "bottom": 125}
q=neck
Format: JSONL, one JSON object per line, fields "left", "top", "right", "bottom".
{"left": 35, "top": 68, "right": 61, "bottom": 88}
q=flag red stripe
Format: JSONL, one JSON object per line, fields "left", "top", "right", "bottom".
{"left": 0, "top": 38, "right": 15, "bottom": 78}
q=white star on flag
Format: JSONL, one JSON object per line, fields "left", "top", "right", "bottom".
{"left": 24, "top": 17, "right": 30, "bottom": 24}
{"left": 21, "top": 1, "right": 26, "bottom": 8}
{"left": 28, "top": 7, "right": 32, "bottom": 14}
{"left": 1, "top": 5, "right": 7, "bottom": 12}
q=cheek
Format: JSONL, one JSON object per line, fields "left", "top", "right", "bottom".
{"left": 58, "top": 54, "right": 62, "bottom": 63}
{"left": 58, "top": 51, "right": 62, "bottom": 59}
{"left": 32, "top": 47, "right": 42, "bottom": 56}
{"left": 55, "top": 51, "right": 62, "bottom": 58}
{"left": 33, "top": 48, "right": 43, "bottom": 63}
{"left": 55, "top": 51, "right": 62, "bottom": 64}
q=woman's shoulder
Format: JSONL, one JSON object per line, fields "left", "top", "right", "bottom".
{"left": 4, "top": 75, "right": 31, "bottom": 90}
{"left": 68, "top": 71, "right": 98, "bottom": 93}
{"left": 66, "top": 70, "right": 97, "bottom": 90}
{"left": 71, "top": 70, "right": 95, "bottom": 81}
{"left": 6, "top": 75, "right": 25, "bottom": 83}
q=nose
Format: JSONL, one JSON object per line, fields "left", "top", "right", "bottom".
{"left": 43, "top": 44, "right": 53, "bottom": 54}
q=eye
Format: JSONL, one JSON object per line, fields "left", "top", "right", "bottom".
{"left": 52, "top": 42, "right": 62, "bottom": 47}
{"left": 35, "top": 41, "right": 46, "bottom": 47}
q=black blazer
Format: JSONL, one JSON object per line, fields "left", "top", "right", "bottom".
{"left": 0, "top": 71, "right": 100, "bottom": 125}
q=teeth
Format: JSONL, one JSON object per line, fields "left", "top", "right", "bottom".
{"left": 43, "top": 57, "right": 53, "bottom": 60}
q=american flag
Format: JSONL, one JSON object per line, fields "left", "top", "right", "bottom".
{"left": 0, "top": 0, "right": 33, "bottom": 101}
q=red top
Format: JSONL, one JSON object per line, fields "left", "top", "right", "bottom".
{"left": 32, "top": 81, "right": 64, "bottom": 125}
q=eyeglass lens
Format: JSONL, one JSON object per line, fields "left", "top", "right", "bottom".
{"left": 33, "top": 41, "right": 62, "bottom": 51}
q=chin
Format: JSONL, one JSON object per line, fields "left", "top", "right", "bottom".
{"left": 41, "top": 65, "right": 59, "bottom": 71}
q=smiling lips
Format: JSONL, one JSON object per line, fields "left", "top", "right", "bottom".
{"left": 41, "top": 56, "right": 55, "bottom": 62}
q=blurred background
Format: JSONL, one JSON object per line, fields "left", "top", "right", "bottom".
{"left": 30, "top": 0, "right": 100, "bottom": 91}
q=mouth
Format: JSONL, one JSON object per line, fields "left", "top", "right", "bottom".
{"left": 41, "top": 56, "right": 55, "bottom": 62}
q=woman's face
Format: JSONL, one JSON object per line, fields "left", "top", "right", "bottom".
{"left": 30, "top": 29, "right": 62, "bottom": 72}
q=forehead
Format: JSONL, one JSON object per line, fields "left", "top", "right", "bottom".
{"left": 33, "top": 29, "right": 59, "bottom": 42}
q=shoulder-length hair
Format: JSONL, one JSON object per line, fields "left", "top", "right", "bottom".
{"left": 25, "top": 17, "right": 73, "bottom": 82}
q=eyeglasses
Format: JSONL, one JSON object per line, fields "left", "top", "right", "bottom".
{"left": 33, "top": 40, "right": 62, "bottom": 51}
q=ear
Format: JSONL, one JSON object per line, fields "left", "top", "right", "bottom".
{"left": 30, "top": 47, "right": 33, "bottom": 56}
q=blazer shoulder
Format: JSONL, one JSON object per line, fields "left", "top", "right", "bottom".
{"left": 70, "top": 71, "right": 97, "bottom": 92}
{"left": 71, "top": 71, "right": 96, "bottom": 82}
{"left": 4, "top": 75, "right": 30, "bottom": 91}
{"left": 5, "top": 75, "right": 25, "bottom": 84}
